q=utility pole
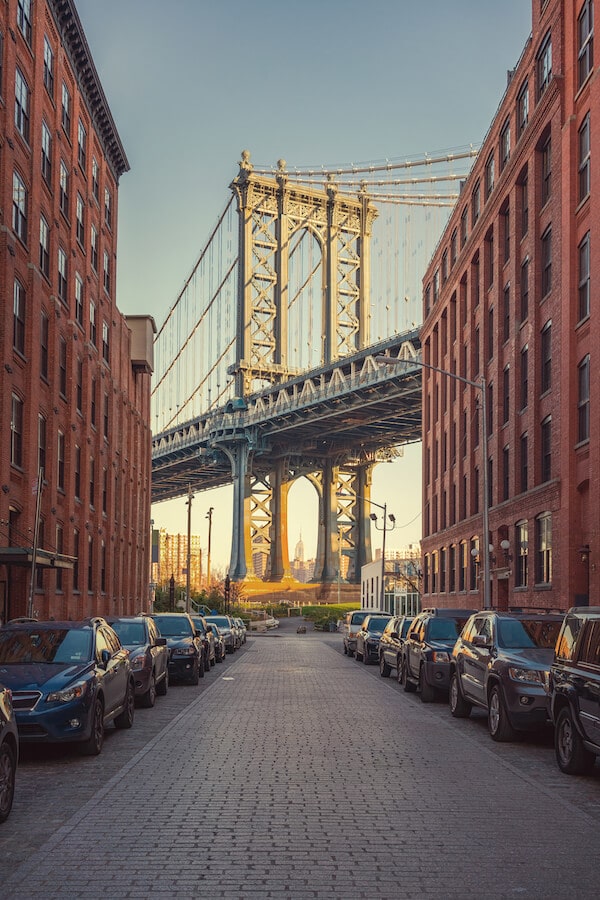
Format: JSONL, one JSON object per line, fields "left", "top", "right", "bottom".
{"left": 186, "top": 485, "right": 193, "bottom": 613}
{"left": 206, "top": 507, "right": 214, "bottom": 588}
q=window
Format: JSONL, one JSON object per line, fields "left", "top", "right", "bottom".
{"left": 57, "top": 430, "right": 65, "bottom": 491}
{"left": 500, "top": 119, "right": 511, "bottom": 171}
{"left": 517, "top": 80, "right": 529, "bottom": 139}
{"left": 73, "top": 528, "right": 80, "bottom": 592}
{"left": 579, "top": 232, "right": 590, "bottom": 321}
{"left": 41, "top": 121, "right": 52, "bottom": 184}
{"left": 520, "top": 173, "right": 528, "bottom": 237}
{"left": 541, "top": 416, "right": 552, "bottom": 482}
{"left": 541, "top": 322, "right": 552, "bottom": 393}
{"left": 535, "top": 512, "right": 552, "bottom": 584}
{"left": 471, "top": 180, "right": 481, "bottom": 226}
{"left": 89, "top": 457, "right": 95, "bottom": 508}
{"left": 77, "top": 119, "right": 87, "bottom": 171}
{"left": 0, "top": 30, "right": 4, "bottom": 97}
{"left": 11, "top": 394, "right": 24, "bottom": 467}
{"left": 56, "top": 525, "right": 64, "bottom": 590}
{"left": 102, "top": 321, "right": 110, "bottom": 364}
{"left": 40, "top": 310, "right": 49, "bottom": 380}
{"left": 76, "top": 358, "right": 83, "bottom": 412}
{"left": 520, "top": 433, "right": 528, "bottom": 493}
{"left": 433, "top": 269, "right": 439, "bottom": 304}
{"left": 39, "top": 216, "right": 50, "bottom": 278}
{"left": 103, "top": 251, "right": 111, "bottom": 295}
{"left": 486, "top": 229, "right": 494, "bottom": 288}
{"left": 520, "top": 345, "right": 528, "bottom": 410}
{"left": 91, "top": 377, "right": 96, "bottom": 427}
{"left": 17, "top": 0, "right": 32, "bottom": 45}
{"left": 520, "top": 258, "right": 529, "bottom": 321}
{"left": 74, "top": 445, "right": 81, "bottom": 498}
{"left": 57, "top": 247, "right": 68, "bottom": 305}
{"left": 43, "top": 36, "right": 54, "bottom": 96}
{"left": 38, "top": 414, "right": 46, "bottom": 476}
{"left": 103, "top": 393, "right": 109, "bottom": 439}
{"left": 503, "top": 366, "right": 510, "bottom": 424}
{"left": 442, "top": 249, "right": 448, "bottom": 284}
{"left": 75, "top": 274, "right": 84, "bottom": 326}
{"left": 578, "top": 0, "right": 594, "bottom": 88}
{"left": 541, "top": 227, "right": 552, "bottom": 297}
{"left": 488, "top": 307, "right": 494, "bottom": 360}
{"left": 90, "top": 301, "right": 97, "bottom": 347}
{"left": 541, "top": 136, "right": 552, "bottom": 206}
{"left": 15, "top": 68, "right": 30, "bottom": 143}
{"left": 487, "top": 383, "right": 494, "bottom": 436}
{"left": 59, "top": 336, "right": 67, "bottom": 398}
{"left": 502, "top": 446, "right": 510, "bottom": 501}
{"left": 579, "top": 114, "right": 590, "bottom": 202}
{"left": 91, "top": 225, "right": 98, "bottom": 271}
{"left": 104, "top": 187, "right": 112, "bottom": 228}
{"left": 485, "top": 153, "right": 495, "bottom": 199}
{"left": 61, "top": 83, "right": 71, "bottom": 136}
{"left": 460, "top": 207, "right": 468, "bottom": 248}
{"left": 503, "top": 284, "right": 510, "bottom": 342}
{"left": 76, "top": 194, "right": 85, "bottom": 246}
{"left": 515, "top": 520, "right": 528, "bottom": 587}
{"left": 502, "top": 204, "right": 510, "bottom": 263}
{"left": 59, "top": 161, "right": 69, "bottom": 218}
{"left": 578, "top": 354, "right": 590, "bottom": 443}
{"left": 12, "top": 171, "right": 27, "bottom": 243}
{"left": 451, "top": 229, "right": 457, "bottom": 267}
{"left": 13, "top": 279, "right": 26, "bottom": 355}
{"left": 92, "top": 158, "right": 99, "bottom": 201}
{"left": 537, "top": 31, "right": 552, "bottom": 98}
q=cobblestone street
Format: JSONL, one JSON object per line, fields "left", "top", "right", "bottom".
{"left": 4, "top": 624, "right": 600, "bottom": 899}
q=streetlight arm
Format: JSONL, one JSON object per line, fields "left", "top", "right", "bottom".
{"left": 375, "top": 354, "right": 483, "bottom": 392}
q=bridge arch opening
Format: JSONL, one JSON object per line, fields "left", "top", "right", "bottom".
{"left": 287, "top": 228, "right": 323, "bottom": 370}
{"left": 287, "top": 476, "right": 318, "bottom": 581}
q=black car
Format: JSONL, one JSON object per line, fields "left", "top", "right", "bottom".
{"left": 355, "top": 614, "right": 393, "bottom": 665}
{"left": 204, "top": 616, "right": 236, "bottom": 654}
{"left": 0, "top": 682, "right": 18, "bottom": 823}
{"left": 401, "top": 608, "right": 476, "bottom": 702}
{"left": 449, "top": 611, "right": 563, "bottom": 741}
{"left": 206, "top": 623, "right": 226, "bottom": 662}
{"left": 150, "top": 613, "right": 205, "bottom": 684}
{"left": 550, "top": 606, "right": 600, "bottom": 775}
{"left": 191, "top": 615, "right": 216, "bottom": 671}
{"left": 0, "top": 618, "right": 135, "bottom": 756}
{"left": 378, "top": 615, "right": 414, "bottom": 679}
{"left": 106, "top": 616, "right": 169, "bottom": 707}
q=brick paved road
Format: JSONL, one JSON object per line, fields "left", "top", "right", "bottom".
{"left": 3, "top": 625, "right": 600, "bottom": 899}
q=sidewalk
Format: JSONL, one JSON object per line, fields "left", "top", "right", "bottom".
{"left": 4, "top": 632, "right": 599, "bottom": 899}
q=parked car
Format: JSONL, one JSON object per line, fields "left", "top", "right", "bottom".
{"left": 355, "top": 613, "right": 393, "bottom": 665}
{"left": 234, "top": 618, "right": 247, "bottom": 644}
{"left": 342, "top": 609, "right": 382, "bottom": 657}
{"left": 401, "top": 608, "right": 476, "bottom": 702}
{"left": 106, "top": 615, "right": 169, "bottom": 707}
{"left": 191, "top": 615, "right": 216, "bottom": 669}
{"left": 379, "top": 615, "right": 414, "bottom": 679}
{"left": 0, "top": 682, "right": 18, "bottom": 823}
{"left": 204, "top": 616, "right": 237, "bottom": 653}
{"left": 150, "top": 613, "right": 205, "bottom": 684}
{"left": 206, "top": 623, "right": 226, "bottom": 662}
{"left": 449, "top": 611, "right": 563, "bottom": 741}
{"left": 550, "top": 606, "right": 600, "bottom": 775}
{"left": 0, "top": 618, "right": 135, "bottom": 756}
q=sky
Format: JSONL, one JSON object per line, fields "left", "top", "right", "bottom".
{"left": 75, "top": 0, "right": 533, "bottom": 573}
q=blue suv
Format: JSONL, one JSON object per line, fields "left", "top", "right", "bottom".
{"left": 0, "top": 618, "right": 135, "bottom": 756}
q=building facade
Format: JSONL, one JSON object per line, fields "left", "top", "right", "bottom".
{"left": 420, "top": 0, "right": 597, "bottom": 612}
{"left": 0, "top": 0, "right": 154, "bottom": 622}
{"left": 153, "top": 529, "right": 203, "bottom": 595}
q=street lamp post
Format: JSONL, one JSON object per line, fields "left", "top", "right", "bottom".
{"left": 376, "top": 354, "right": 491, "bottom": 609}
{"left": 206, "top": 507, "right": 214, "bottom": 588}
{"left": 185, "top": 485, "right": 193, "bottom": 614}
{"left": 358, "top": 496, "right": 396, "bottom": 610}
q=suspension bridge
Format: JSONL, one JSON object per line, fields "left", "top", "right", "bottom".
{"left": 151, "top": 147, "right": 478, "bottom": 595}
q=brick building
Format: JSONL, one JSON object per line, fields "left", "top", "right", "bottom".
{"left": 420, "top": 0, "right": 597, "bottom": 612}
{"left": 0, "top": 0, "right": 155, "bottom": 622}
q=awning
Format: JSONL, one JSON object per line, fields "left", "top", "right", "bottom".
{"left": 0, "top": 547, "right": 76, "bottom": 569}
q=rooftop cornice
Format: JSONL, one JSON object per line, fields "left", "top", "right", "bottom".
{"left": 49, "top": 0, "right": 130, "bottom": 180}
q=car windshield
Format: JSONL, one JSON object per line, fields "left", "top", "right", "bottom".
{"left": 206, "top": 617, "right": 229, "bottom": 629}
{"left": 427, "top": 618, "right": 466, "bottom": 641}
{"left": 350, "top": 613, "right": 368, "bottom": 626}
{"left": 367, "top": 617, "right": 391, "bottom": 631}
{"left": 153, "top": 616, "right": 193, "bottom": 637}
{"left": 191, "top": 618, "right": 206, "bottom": 633}
{"left": 401, "top": 619, "right": 413, "bottom": 637}
{"left": 110, "top": 621, "right": 146, "bottom": 646}
{"left": 497, "top": 618, "right": 561, "bottom": 650}
{"left": 0, "top": 628, "right": 92, "bottom": 664}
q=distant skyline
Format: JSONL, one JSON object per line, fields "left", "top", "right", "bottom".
{"left": 75, "top": 0, "right": 533, "bottom": 570}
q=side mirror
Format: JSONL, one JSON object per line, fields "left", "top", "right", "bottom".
{"left": 194, "top": 630, "right": 202, "bottom": 638}
{"left": 409, "top": 631, "right": 420, "bottom": 641}
{"left": 473, "top": 634, "right": 491, "bottom": 648}
{"left": 100, "top": 648, "right": 111, "bottom": 669}
{"left": 390, "top": 632, "right": 399, "bottom": 640}
{"left": 156, "top": 637, "right": 167, "bottom": 647}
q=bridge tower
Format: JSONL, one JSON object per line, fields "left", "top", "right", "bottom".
{"left": 224, "top": 152, "right": 379, "bottom": 586}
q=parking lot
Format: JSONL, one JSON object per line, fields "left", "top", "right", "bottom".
{"left": 4, "top": 621, "right": 600, "bottom": 898}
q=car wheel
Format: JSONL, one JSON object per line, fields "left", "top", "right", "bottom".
{"left": 488, "top": 684, "right": 517, "bottom": 742}
{"left": 449, "top": 672, "right": 472, "bottom": 718}
{"left": 80, "top": 698, "right": 105, "bottom": 756}
{"left": 363, "top": 648, "right": 370, "bottom": 665}
{"left": 210, "top": 655, "right": 216, "bottom": 667}
{"left": 139, "top": 673, "right": 156, "bottom": 709}
{"left": 401, "top": 658, "right": 416, "bottom": 693}
{"left": 199, "top": 654, "right": 205, "bottom": 679}
{"left": 555, "top": 706, "right": 595, "bottom": 775}
{"left": 355, "top": 645, "right": 363, "bottom": 662}
{"left": 419, "top": 665, "right": 436, "bottom": 703}
{"left": 379, "top": 654, "right": 391, "bottom": 678}
{"left": 343, "top": 643, "right": 348, "bottom": 655}
{"left": 189, "top": 660, "right": 200, "bottom": 685}
{"left": 156, "top": 669, "right": 169, "bottom": 696}
{"left": 396, "top": 656, "right": 403, "bottom": 683}
{"left": 0, "top": 742, "right": 16, "bottom": 823}
{"left": 347, "top": 647, "right": 355, "bottom": 658}
{"left": 114, "top": 681, "right": 135, "bottom": 729}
